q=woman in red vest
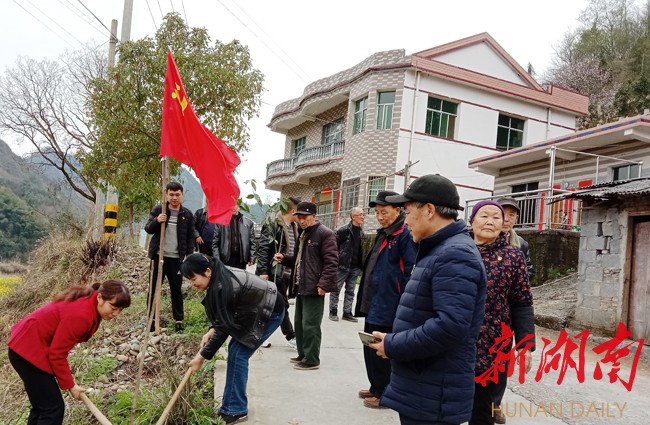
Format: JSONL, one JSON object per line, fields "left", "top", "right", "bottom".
{"left": 7, "top": 279, "right": 131, "bottom": 424}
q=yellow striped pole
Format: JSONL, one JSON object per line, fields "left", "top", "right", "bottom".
{"left": 103, "top": 203, "right": 119, "bottom": 240}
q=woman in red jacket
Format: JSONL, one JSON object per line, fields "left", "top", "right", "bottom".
{"left": 7, "top": 279, "right": 131, "bottom": 425}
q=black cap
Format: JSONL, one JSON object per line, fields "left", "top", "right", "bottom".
{"left": 293, "top": 201, "right": 317, "bottom": 215}
{"left": 287, "top": 196, "right": 301, "bottom": 206}
{"left": 497, "top": 197, "right": 520, "bottom": 214}
{"left": 369, "top": 190, "right": 401, "bottom": 207}
{"left": 385, "top": 174, "right": 464, "bottom": 211}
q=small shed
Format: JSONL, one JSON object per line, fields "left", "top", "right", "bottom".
{"left": 563, "top": 178, "right": 650, "bottom": 341}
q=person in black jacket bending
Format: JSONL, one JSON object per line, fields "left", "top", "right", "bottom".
{"left": 145, "top": 181, "right": 199, "bottom": 333}
{"left": 184, "top": 253, "right": 284, "bottom": 425}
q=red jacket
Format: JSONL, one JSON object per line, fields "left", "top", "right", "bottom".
{"left": 8, "top": 292, "right": 101, "bottom": 389}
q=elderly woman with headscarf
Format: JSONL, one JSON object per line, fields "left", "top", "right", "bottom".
{"left": 468, "top": 200, "right": 535, "bottom": 425}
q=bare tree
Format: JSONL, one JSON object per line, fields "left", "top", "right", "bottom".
{"left": 0, "top": 44, "right": 106, "bottom": 202}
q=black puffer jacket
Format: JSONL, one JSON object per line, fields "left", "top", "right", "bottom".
{"left": 145, "top": 203, "right": 197, "bottom": 259}
{"left": 200, "top": 260, "right": 278, "bottom": 358}
{"left": 256, "top": 219, "right": 297, "bottom": 281}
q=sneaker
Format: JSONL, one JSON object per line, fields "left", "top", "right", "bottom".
{"left": 328, "top": 313, "right": 339, "bottom": 322}
{"left": 494, "top": 407, "right": 506, "bottom": 424}
{"left": 289, "top": 356, "right": 302, "bottom": 364}
{"left": 218, "top": 412, "right": 248, "bottom": 424}
{"left": 293, "top": 361, "right": 320, "bottom": 370}
{"left": 358, "top": 389, "right": 374, "bottom": 399}
{"left": 287, "top": 338, "right": 297, "bottom": 348}
{"left": 342, "top": 313, "right": 358, "bottom": 322}
{"left": 363, "top": 396, "right": 387, "bottom": 409}
{"left": 174, "top": 321, "right": 184, "bottom": 333}
{"left": 260, "top": 340, "right": 271, "bottom": 348}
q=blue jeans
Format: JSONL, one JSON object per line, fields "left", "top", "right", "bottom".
{"left": 220, "top": 310, "right": 284, "bottom": 416}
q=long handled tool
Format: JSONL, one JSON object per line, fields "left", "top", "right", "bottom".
{"left": 80, "top": 393, "right": 113, "bottom": 425}
{"left": 155, "top": 368, "right": 194, "bottom": 425}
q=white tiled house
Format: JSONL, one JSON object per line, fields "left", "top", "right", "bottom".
{"left": 265, "top": 33, "right": 587, "bottom": 229}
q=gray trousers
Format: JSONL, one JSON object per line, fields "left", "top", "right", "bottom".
{"left": 329, "top": 267, "right": 359, "bottom": 314}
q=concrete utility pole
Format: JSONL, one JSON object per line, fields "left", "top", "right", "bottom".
{"left": 120, "top": 0, "right": 134, "bottom": 42}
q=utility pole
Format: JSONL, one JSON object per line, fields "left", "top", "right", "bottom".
{"left": 121, "top": 0, "right": 134, "bottom": 42}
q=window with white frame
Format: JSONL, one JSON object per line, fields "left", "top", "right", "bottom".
{"left": 376, "top": 91, "right": 395, "bottom": 130}
{"left": 425, "top": 97, "right": 457, "bottom": 138}
{"left": 293, "top": 136, "right": 306, "bottom": 156}
{"left": 322, "top": 118, "right": 344, "bottom": 144}
{"left": 613, "top": 164, "right": 641, "bottom": 181}
{"left": 367, "top": 176, "right": 386, "bottom": 204}
{"left": 342, "top": 178, "right": 360, "bottom": 211}
{"left": 496, "top": 114, "right": 525, "bottom": 151}
{"left": 353, "top": 97, "right": 368, "bottom": 135}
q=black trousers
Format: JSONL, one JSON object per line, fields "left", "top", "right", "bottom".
{"left": 275, "top": 277, "right": 295, "bottom": 340}
{"left": 469, "top": 369, "right": 508, "bottom": 425}
{"left": 149, "top": 256, "right": 184, "bottom": 322}
{"left": 8, "top": 348, "right": 65, "bottom": 425}
{"left": 363, "top": 322, "right": 392, "bottom": 397}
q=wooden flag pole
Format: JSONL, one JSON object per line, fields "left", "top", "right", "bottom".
{"left": 81, "top": 393, "right": 113, "bottom": 425}
{"left": 155, "top": 368, "right": 194, "bottom": 425}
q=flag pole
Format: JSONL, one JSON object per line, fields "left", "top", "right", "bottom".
{"left": 153, "top": 157, "right": 171, "bottom": 334}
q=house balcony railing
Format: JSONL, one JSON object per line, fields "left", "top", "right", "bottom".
{"left": 465, "top": 188, "right": 583, "bottom": 231}
{"left": 266, "top": 140, "right": 345, "bottom": 178}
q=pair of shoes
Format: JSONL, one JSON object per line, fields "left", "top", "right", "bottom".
{"left": 328, "top": 313, "right": 339, "bottom": 321}
{"left": 174, "top": 321, "right": 184, "bottom": 333}
{"left": 218, "top": 412, "right": 248, "bottom": 424}
{"left": 494, "top": 408, "right": 506, "bottom": 424}
{"left": 342, "top": 313, "right": 358, "bottom": 322}
{"left": 287, "top": 338, "right": 297, "bottom": 348}
{"left": 363, "top": 396, "right": 387, "bottom": 409}
{"left": 293, "top": 361, "right": 319, "bottom": 370}
{"left": 358, "top": 389, "right": 374, "bottom": 399}
{"left": 260, "top": 340, "right": 271, "bottom": 348}
{"left": 289, "top": 356, "right": 302, "bottom": 364}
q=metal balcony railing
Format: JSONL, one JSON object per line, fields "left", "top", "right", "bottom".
{"left": 266, "top": 140, "right": 345, "bottom": 178}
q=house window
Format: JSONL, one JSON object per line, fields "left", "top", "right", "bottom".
{"left": 342, "top": 178, "right": 360, "bottom": 211}
{"left": 376, "top": 91, "right": 395, "bottom": 130}
{"left": 511, "top": 182, "right": 539, "bottom": 226}
{"left": 353, "top": 97, "right": 368, "bottom": 135}
{"left": 613, "top": 164, "right": 641, "bottom": 181}
{"left": 293, "top": 137, "right": 306, "bottom": 156}
{"left": 496, "top": 114, "right": 525, "bottom": 151}
{"left": 425, "top": 97, "right": 457, "bottom": 138}
{"left": 367, "top": 176, "right": 386, "bottom": 204}
{"left": 322, "top": 118, "right": 344, "bottom": 144}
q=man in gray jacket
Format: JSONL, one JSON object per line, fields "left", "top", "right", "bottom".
{"left": 212, "top": 203, "right": 256, "bottom": 270}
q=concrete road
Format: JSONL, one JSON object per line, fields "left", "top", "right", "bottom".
{"left": 214, "top": 295, "right": 649, "bottom": 425}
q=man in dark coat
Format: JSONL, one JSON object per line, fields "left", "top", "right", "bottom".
{"left": 256, "top": 197, "right": 301, "bottom": 348}
{"left": 194, "top": 201, "right": 215, "bottom": 257}
{"left": 275, "top": 202, "right": 338, "bottom": 370}
{"left": 329, "top": 206, "right": 365, "bottom": 322}
{"left": 145, "top": 181, "right": 199, "bottom": 333}
{"left": 212, "top": 204, "right": 256, "bottom": 270}
{"left": 355, "top": 191, "right": 416, "bottom": 409}
{"left": 370, "top": 175, "right": 487, "bottom": 425}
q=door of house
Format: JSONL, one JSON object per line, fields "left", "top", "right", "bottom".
{"left": 629, "top": 216, "right": 650, "bottom": 342}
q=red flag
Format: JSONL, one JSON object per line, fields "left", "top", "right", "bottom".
{"left": 160, "top": 51, "right": 241, "bottom": 225}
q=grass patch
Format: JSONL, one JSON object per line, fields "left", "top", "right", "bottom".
{"left": 71, "top": 354, "right": 119, "bottom": 384}
{"left": 0, "top": 276, "right": 21, "bottom": 297}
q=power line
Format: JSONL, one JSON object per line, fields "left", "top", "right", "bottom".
{"left": 227, "top": 0, "right": 312, "bottom": 82}
{"left": 145, "top": 0, "right": 158, "bottom": 32}
{"left": 12, "top": 0, "right": 76, "bottom": 49}
{"left": 58, "top": 0, "right": 108, "bottom": 38}
{"left": 156, "top": 0, "right": 165, "bottom": 20}
{"left": 215, "top": 0, "right": 310, "bottom": 85}
{"left": 25, "top": 0, "right": 85, "bottom": 46}
{"left": 180, "top": 0, "right": 188, "bottom": 26}
{"left": 77, "top": 0, "right": 113, "bottom": 34}
{"left": 169, "top": 0, "right": 175, "bottom": 13}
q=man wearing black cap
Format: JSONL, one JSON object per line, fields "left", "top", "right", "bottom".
{"left": 354, "top": 191, "right": 416, "bottom": 409}
{"left": 367, "top": 175, "right": 487, "bottom": 425}
{"left": 274, "top": 201, "right": 338, "bottom": 370}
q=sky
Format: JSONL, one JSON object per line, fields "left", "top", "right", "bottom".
{"left": 1, "top": 0, "right": 589, "bottom": 202}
